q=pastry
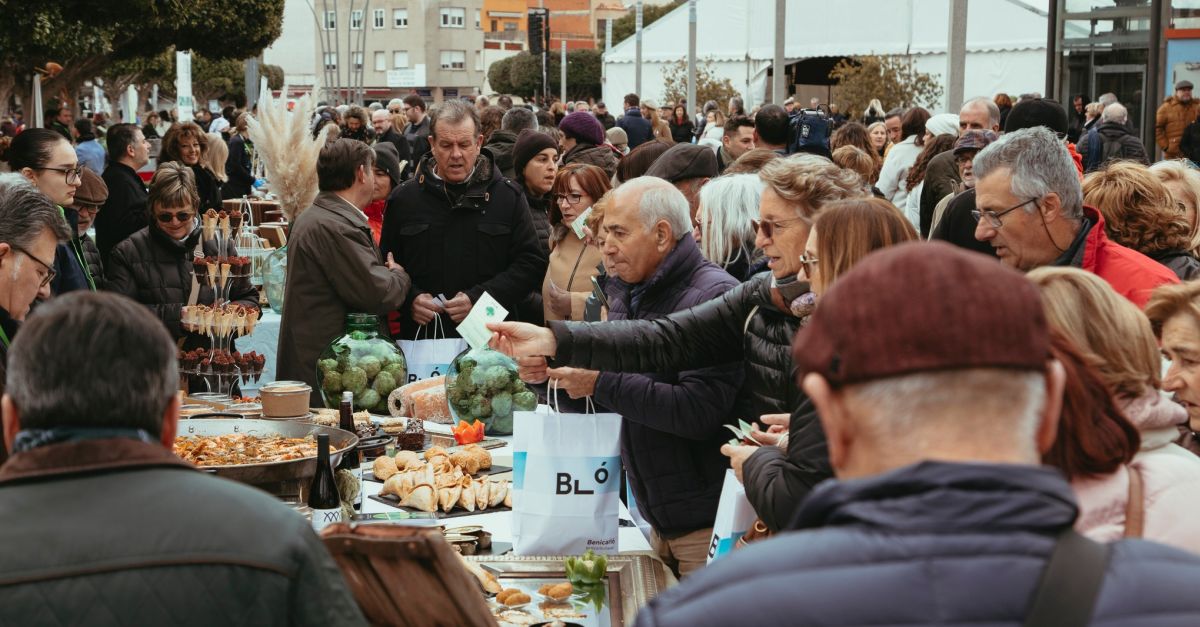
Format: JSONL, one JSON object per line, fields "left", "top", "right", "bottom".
{"left": 372, "top": 455, "right": 398, "bottom": 481}
{"left": 399, "top": 483, "right": 436, "bottom": 512}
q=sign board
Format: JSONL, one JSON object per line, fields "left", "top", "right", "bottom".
{"left": 386, "top": 64, "right": 427, "bottom": 88}
{"left": 176, "top": 50, "right": 194, "bottom": 123}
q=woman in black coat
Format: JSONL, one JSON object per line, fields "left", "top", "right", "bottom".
{"left": 669, "top": 105, "right": 695, "bottom": 144}
{"left": 107, "top": 163, "right": 258, "bottom": 356}
{"left": 160, "top": 121, "right": 223, "bottom": 214}
{"left": 224, "top": 114, "right": 256, "bottom": 199}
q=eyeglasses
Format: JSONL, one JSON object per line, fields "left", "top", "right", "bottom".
{"left": 752, "top": 215, "right": 807, "bottom": 239}
{"left": 75, "top": 204, "right": 101, "bottom": 214}
{"left": 10, "top": 244, "right": 56, "bottom": 288}
{"left": 39, "top": 166, "right": 83, "bottom": 185}
{"left": 972, "top": 198, "right": 1037, "bottom": 229}
{"left": 156, "top": 211, "right": 195, "bottom": 224}
{"left": 555, "top": 193, "right": 584, "bottom": 206}
{"left": 799, "top": 253, "right": 819, "bottom": 277}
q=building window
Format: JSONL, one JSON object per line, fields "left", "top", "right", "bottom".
{"left": 475, "top": 9, "right": 481, "bottom": 29}
{"left": 393, "top": 51, "right": 409, "bottom": 69}
{"left": 323, "top": 11, "right": 336, "bottom": 30}
{"left": 324, "top": 52, "right": 337, "bottom": 70}
{"left": 440, "top": 7, "right": 465, "bottom": 28}
{"left": 491, "top": 19, "right": 498, "bottom": 31}
{"left": 440, "top": 50, "right": 466, "bottom": 70}
{"left": 351, "top": 9, "right": 363, "bottom": 29}
{"left": 504, "top": 21, "right": 517, "bottom": 31}
{"left": 373, "top": 8, "right": 385, "bottom": 29}
{"left": 393, "top": 8, "right": 408, "bottom": 28}
{"left": 353, "top": 51, "right": 364, "bottom": 70}
{"left": 374, "top": 51, "right": 386, "bottom": 71}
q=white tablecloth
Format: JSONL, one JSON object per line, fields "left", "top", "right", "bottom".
{"left": 237, "top": 311, "right": 281, "bottom": 392}
{"left": 361, "top": 437, "right": 652, "bottom": 553}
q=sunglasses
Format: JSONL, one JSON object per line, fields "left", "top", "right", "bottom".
{"left": 156, "top": 211, "right": 195, "bottom": 224}
{"left": 752, "top": 215, "right": 807, "bottom": 239}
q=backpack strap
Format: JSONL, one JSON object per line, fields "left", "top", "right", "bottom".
{"left": 1023, "top": 530, "right": 1111, "bottom": 627}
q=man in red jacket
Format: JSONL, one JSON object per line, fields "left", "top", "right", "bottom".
{"left": 973, "top": 126, "right": 1177, "bottom": 307}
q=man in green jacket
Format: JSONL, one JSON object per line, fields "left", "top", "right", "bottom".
{"left": 0, "top": 292, "right": 367, "bottom": 626}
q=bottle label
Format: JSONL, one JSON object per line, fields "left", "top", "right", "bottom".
{"left": 311, "top": 507, "right": 343, "bottom": 532}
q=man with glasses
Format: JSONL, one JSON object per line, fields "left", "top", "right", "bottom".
{"left": 69, "top": 168, "right": 108, "bottom": 289}
{"left": 96, "top": 123, "right": 150, "bottom": 264}
{"left": 973, "top": 126, "right": 1176, "bottom": 307}
{"left": 0, "top": 173, "right": 73, "bottom": 431}
{"left": 918, "top": 97, "right": 1002, "bottom": 237}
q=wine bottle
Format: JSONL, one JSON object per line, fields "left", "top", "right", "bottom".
{"left": 308, "top": 433, "right": 342, "bottom": 532}
{"left": 337, "top": 390, "right": 362, "bottom": 511}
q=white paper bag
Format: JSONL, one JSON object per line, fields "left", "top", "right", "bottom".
{"left": 707, "top": 469, "right": 758, "bottom": 563}
{"left": 396, "top": 316, "right": 466, "bottom": 384}
{"left": 512, "top": 404, "right": 622, "bottom": 556}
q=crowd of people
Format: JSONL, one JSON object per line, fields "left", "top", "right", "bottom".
{"left": 4, "top": 82, "right": 1200, "bottom": 624}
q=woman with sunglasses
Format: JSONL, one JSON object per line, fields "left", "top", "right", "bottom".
{"left": 489, "top": 155, "right": 870, "bottom": 530}
{"left": 160, "top": 122, "right": 223, "bottom": 215}
{"left": 106, "top": 163, "right": 259, "bottom": 359}
{"left": 543, "top": 164, "right": 611, "bottom": 321}
{"left": 5, "top": 128, "right": 93, "bottom": 295}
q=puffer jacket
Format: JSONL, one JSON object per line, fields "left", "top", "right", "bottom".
{"left": 589, "top": 236, "right": 742, "bottom": 536}
{"left": 106, "top": 224, "right": 258, "bottom": 347}
{"left": 0, "top": 437, "right": 366, "bottom": 626}
{"left": 1058, "top": 206, "right": 1180, "bottom": 307}
{"left": 1156, "top": 96, "right": 1200, "bottom": 159}
{"left": 549, "top": 271, "right": 825, "bottom": 530}
{"left": 1073, "top": 390, "right": 1200, "bottom": 554}
{"left": 1148, "top": 249, "right": 1200, "bottom": 281}
{"left": 483, "top": 129, "right": 518, "bottom": 180}
{"left": 79, "top": 233, "right": 105, "bottom": 290}
{"left": 520, "top": 183, "right": 552, "bottom": 254}
{"left": 634, "top": 461, "right": 1200, "bottom": 627}
{"left": 561, "top": 142, "right": 618, "bottom": 179}
{"left": 381, "top": 152, "right": 548, "bottom": 339}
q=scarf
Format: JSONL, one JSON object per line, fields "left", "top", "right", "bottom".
{"left": 12, "top": 427, "right": 158, "bottom": 454}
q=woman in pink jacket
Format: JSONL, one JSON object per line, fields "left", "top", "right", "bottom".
{"left": 1031, "top": 266, "right": 1200, "bottom": 553}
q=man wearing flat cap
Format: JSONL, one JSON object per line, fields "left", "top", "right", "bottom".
{"left": 68, "top": 168, "right": 108, "bottom": 289}
{"left": 631, "top": 241, "right": 1200, "bottom": 626}
{"left": 1156, "top": 80, "right": 1199, "bottom": 159}
{"left": 644, "top": 143, "right": 718, "bottom": 229}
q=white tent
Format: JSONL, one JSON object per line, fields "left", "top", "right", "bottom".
{"left": 601, "top": 0, "right": 1054, "bottom": 113}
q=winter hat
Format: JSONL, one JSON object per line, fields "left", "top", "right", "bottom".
{"left": 559, "top": 111, "right": 606, "bottom": 145}
{"left": 644, "top": 143, "right": 718, "bottom": 182}
{"left": 793, "top": 241, "right": 1048, "bottom": 388}
{"left": 372, "top": 142, "right": 401, "bottom": 187}
{"left": 606, "top": 127, "right": 629, "bottom": 152}
{"left": 1004, "top": 98, "right": 1069, "bottom": 135}
{"left": 925, "top": 113, "right": 960, "bottom": 138}
{"left": 512, "top": 129, "right": 559, "bottom": 180}
{"left": 71, "top": 167, "right": 109, "bottom": 209}
{"left": 953, "top": 130, "right": 999, "bottom": 156}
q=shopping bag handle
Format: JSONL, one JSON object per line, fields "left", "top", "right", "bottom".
{"left": 545, "top": 379, "right": 596, "bottom": 414}
{"left": 414, "top": 311, "right": 448, "bottom": 341}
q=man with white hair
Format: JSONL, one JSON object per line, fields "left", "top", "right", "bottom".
{"left": 515, "top": 177, "right": 743, "bottom": 577}
{"left": 973, "top": 126, "right": 1175, "bottom": 306}
{"left": 371, "top": 108, "right": 412, "bottom": 179}
{"left": 1079, "top": 102, "right": 1149, "bottom": 172}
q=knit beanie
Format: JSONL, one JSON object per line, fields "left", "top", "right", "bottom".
{"left": 512, "top": 129, "right": 559, "bottom": 181}
{"left": 372, "top": 142, "right": 401, "bottom": 187}
{"left": 925, "top": 113, "right": 960, "bottom": 138}
{"left": 558, "top": 111, "right": 606, "bottom": 145}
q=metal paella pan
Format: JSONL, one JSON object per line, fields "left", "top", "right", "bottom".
{"left": 176, "top": 418, "right": 359, "bottom": 485}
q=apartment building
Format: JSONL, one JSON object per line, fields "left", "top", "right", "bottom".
{"left": 481, "top": 0, "right": 628, "bottom": 51}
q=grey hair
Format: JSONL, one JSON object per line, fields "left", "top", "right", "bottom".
{"left": 962, "top": 96, "right": 1001, "bottom": 128}
{"left": 1098, "top": 92, "right": 1118, "bottom": 107}
{"left": 972, "top": 126, "right": 1084, "bottom": 219}
{"left": 1102, "top": 103, "right": 1128, "bottom": 124}
{"left": 619, "top": 176, "right": 692, "bottom": 238}
{"left": 698, "top": 174, "right": 763, "bottom": 268}
{"left": 0, "top": 173, "right": 72, "bottom": 250}
{"left": 501, "top": 107, "right": 537, "bottom": 133}
{"left": 844, "top": 368, "right": 1045, "bottom": 454}
{"left": 429, "top": 99, "right": 480, "bottom": 137}
{"left": 7, "top": 292, "right": 178, "bottom": 436}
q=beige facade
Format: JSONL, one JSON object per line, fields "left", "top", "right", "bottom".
{"left": 311, "top": 0, "right": 486, "bottom": 104}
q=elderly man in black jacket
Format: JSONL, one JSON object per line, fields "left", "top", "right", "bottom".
{"left": 0, "top": 292, "right": 365, "bottom": 626}
{"left": 381, "top": 100, "right": 546, "bottom": 338}
{"left": 515, "top": 177, "right": 743, "bottom": 577}
{"left": 95, "top": 123, "right": 150, "bottom": 264}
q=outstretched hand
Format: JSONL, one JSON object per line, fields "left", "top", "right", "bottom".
{"left": 488, "top": 321, "right": 557, "bottom": 359}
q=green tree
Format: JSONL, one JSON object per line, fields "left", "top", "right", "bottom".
{"left": 829, "top": 55, "right": 943, "bottom": 119}
{"left": 661, "top": 58, "right": 740, "bottom": 111}
{"left": 487, "top": 55, "right": 516, "bottom": 95}
{"left": 495, "top": 51, "right": 603, "bottom": 102}
{"left": 608, "top": 0, "right": 684, "bottom": 49}
{"left": 262, "top": 64, "right": 285, "bottom": 91}
{"left": 561, "top": 49, "right": 602, "bottom": 101}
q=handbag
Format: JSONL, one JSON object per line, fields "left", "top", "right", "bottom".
{"left": 320, "top": 523, "right": 497, "bottom": 626}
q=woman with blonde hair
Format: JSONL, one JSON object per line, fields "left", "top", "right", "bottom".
{"left": 1083, "top": 161, "right": 1200, "bottom": 280}
{"left": 831, "top": 146, "right": 880, "bottom": 188}
{"left": 202, "top": 132, "right": 229, "bottom": 190}
{"left": 866, "top": 121, "right": 889, "bottom": 158}
{"left": 160, "top": 122, "right": 222, "bottom": 213}
{"left": 1149, "top": 159, "right": 1200, "bottom": 254}
{"left": 1029, "top": 266, "right": 1200, "bottom": 553}
{"left": 698, "top": 109, "right": 727, "bottom": 149}
{"left": 695, "top": 173, "right": 763, "bottom": 281}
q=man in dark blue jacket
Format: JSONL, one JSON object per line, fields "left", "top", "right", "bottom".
{"left": 523, "top": 177, "right": 742, "bottom": 577}
{"left": 634, "top": 242, "right": 1200, "bottom": 626}
{"left": 617, "top": 93, "right": 654, "bottom": 150}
